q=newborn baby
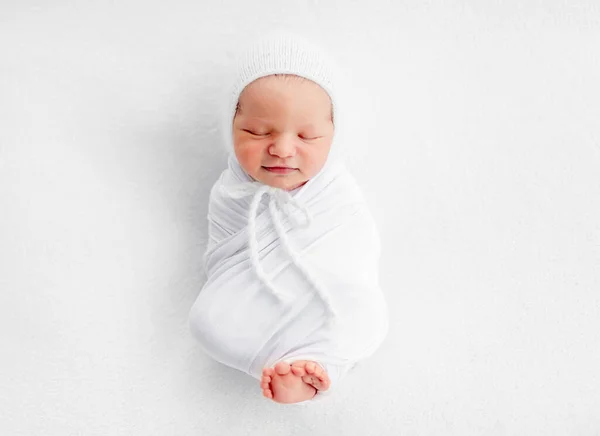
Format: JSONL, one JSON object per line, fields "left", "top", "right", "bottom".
{"left": 188, "top": 31, "right": 388, "bottom": 404}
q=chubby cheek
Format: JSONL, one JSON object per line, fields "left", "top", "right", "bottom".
{"left": 300, "top": 147, "right": 329, "bottom": 177}
{"left": 234, "top": 140, "right": 264, "bottom": 171}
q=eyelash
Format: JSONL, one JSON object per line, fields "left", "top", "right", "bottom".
{"left": 243, "top": 129, "right": 267, "bottom": 136}
{"left": 243, "top": 129, "right": 321, "bottom": 141}
{"left": 299, "top": 135, "right": 322, "bottom": 141}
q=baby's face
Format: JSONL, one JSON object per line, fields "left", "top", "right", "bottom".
{"left": 232, "top": 75, "right": 334, "bottom": 191}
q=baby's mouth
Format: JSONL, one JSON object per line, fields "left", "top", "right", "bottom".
{"left": 263, "top": 166, "right": 297, "bottom": 174}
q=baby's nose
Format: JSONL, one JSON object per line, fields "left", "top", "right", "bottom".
{"left": 268, "top": 134, "right": 297, "bottom": 157}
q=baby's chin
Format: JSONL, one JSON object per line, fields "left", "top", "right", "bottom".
{"left": 250, "top": 170, "right": 308, "bottom": 191}
{"left": 263, "top": 178, "right": 308, "bottom": 192}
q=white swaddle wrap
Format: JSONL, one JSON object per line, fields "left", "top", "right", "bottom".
{"left": 188, "top": 31, "right": 389, "bottom": 401}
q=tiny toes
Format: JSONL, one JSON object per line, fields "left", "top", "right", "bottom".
{"left": 291, "top": 366, "right": 306, "bottom": 376}
{"left": 263, "top": 389, "right": 273, "bottom": 399}
{"left": 309, "top": 371, "right": 322, "bottom": 382}
{"left": 306, "top": 362, "right": 316, "bottom": 374}
{"left": 274, "top": 361, "right": 291, "bottom": 375}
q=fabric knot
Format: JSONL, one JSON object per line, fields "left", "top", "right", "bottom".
{"left": 270, "top": 188, "right": 313, "bottom": 229}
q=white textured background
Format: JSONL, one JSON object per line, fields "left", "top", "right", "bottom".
{"left": 1, "top": 1, "right": 599, "bottom": 435}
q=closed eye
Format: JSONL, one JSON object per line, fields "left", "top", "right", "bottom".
{"left": 299, "top": 134, "right": 323, "bottom": 140}
{"left": 243, "top": 129, "right": 268, "bottom": 136}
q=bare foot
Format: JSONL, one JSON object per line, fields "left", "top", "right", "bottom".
{"left": 290, "top": 360, "right": 331, "bottom": 392}
{"left": 261, "top": 361, "right": 319, "bottom": 404}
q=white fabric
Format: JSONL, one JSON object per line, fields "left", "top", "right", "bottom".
{"left": 188, "top": 154, "right": 389, "bottom": 401}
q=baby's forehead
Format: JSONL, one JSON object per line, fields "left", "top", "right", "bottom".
{"left": 241, "top": 74, "right": 321, "bottom": 96}
{"left": 236, "top": 75, "right": 333, "bottom": 119}
{"left": 236, "top": 105, "right": 332, "bottom": 126}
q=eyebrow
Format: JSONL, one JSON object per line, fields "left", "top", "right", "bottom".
{"left": 240, "top": 117, "right": 327, "bottom": 128}
{"left": 242, "top": 116, "right": 273, "bottom": 123}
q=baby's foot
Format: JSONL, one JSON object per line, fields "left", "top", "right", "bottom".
{"left": 261, "top": 362, "right": 317, "bottom": 404}
{"left": 290, "top": 360, "right": 331, "bottom": 392}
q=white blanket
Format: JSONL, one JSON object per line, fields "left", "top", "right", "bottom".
{"left": 188, "top": 155, "right": 389, "bottom": 397}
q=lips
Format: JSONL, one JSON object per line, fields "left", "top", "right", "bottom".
{"left": 263, "top": 166, "right": 296, "bottom": 174}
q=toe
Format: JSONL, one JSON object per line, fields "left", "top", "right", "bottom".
{"left": 313, "top": 364, "right": 324, "bottom": 379}
{"left": 301, "top": 362, "right": 331, "bottom": 391}
{"left": 263, "top": 388, "right": 273, "bottom": 399}
{"left": 291, "top": 365, "right": 306, "bottom": 377}
{"left": 274, "top": 361, "right": 291, "bottom": 375}
{"left": 263, "top": 367, "right": 274, "bottom": 377}
{"left": 261, "top": 375, "right": 271, "bottom": 384}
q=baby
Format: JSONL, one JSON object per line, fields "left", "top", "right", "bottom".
{"left": 188, "top": 31, "right": 389, "bottom": 405}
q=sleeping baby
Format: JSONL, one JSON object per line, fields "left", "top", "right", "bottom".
{"left": 188, "top": 30, "right": 389, "bottom": 405}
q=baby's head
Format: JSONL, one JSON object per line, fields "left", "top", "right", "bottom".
{"left": 232, "top": 74, "right": 334, "bottom": 191}
{"left": 222, "top": 31, "right": 343, "bottom": 191}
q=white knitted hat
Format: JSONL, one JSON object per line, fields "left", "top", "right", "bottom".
{"left": 220, "top": 30, "right": 347, "bottom": 166}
